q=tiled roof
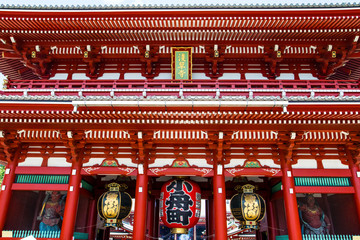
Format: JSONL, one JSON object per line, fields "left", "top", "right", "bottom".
{"left": 0, "top": 3, "right": 360, "bottom": 10}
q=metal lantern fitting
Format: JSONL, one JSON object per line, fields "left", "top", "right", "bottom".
{"left": 97, "top": 183, "right": 132, "bottom": 228}
{"left": 230, "top": 184, "right": 266, "bottom": 230}
{"left": 160, "top": 178, "right": 201, "bottom": 234}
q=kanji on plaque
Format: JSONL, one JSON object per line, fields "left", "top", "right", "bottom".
{"left": 175, "top": 51, "right": 189, "bottom": 79}
{"left": 160, "top": 179, "right": 201, "bottom": 234}
{"left": 171, "top": 47, "right": 192, "bottom": 80}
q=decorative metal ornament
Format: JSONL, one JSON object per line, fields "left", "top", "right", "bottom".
{"left": 230, "top": 184, "right": 266, "bottom": 230}
{"left": 160, "top": 178, "right": 201, "bottom": 234}
{"left": 145, "top": 51, "right": 150, "bottom": 59}
{"left": 97, "top": 183, "right": 132, "bottom": 228}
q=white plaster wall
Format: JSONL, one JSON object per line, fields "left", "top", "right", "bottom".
{"left": 19, "top": 157, "right": 43, "bottom": 167}
{"left": 49, "top": 73, "right": 68, "bottom": 80}
{"left": 154, "top": 73, "right": 172, "bottom": 79}
{"left": 116, "top": 158, "right": 137, "bottom": 167}
{"left": 245, "top": 73, "right": 268, "bottom": 80}
{"left": 322, "top": 159, "right": 349, "bottom": 169}
{"left": 276, "top": 73, "right": 294, "bottom": 80}
{"left": 257, "top": 160, "right": 280, "bottom": 168}
{"left": 187, "top": 158, "right": 212, "bottom": 168}
{"left": 47, "top": 157, "right": 72, "bottom": 167}
{"left": 124, "top": 73, "right": 146, "bottom": 79}
{"left": 192, "top": 73, "right": 210, "bottom": 79}
{"left": 225, "top": 159, "right": 246, "bottom": 168}
{"left": 98, "top": 73, "right": 120, "bottom": 79}
{"left": 149, "top": 158, "right": 174, "bottom": 168}
{"left": 292, "top": 159, "right": 318, "bottom": 169}
{"left": 72, "top": 73, "right": 90, "bottom": 80}
{"left": 299, "top": 73, "right": 318, "bottom": 80}
{"left": 218, "top": 73, "right": 241, "bottom": 80}
{"left": 82, "top": 158, "right": 105, "bottom": 167}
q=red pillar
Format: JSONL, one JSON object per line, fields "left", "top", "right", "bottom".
{"left": 206, "top": 197, "right": 215, "bottom": 239}
{"left": 153, "top": 199, "right": 160, "bottom": 238}
{"left": 60, "top": 160, "right": 83, "bottom": 240}
{"left": 132, "top": 163, "right": 149, "bottom": 240}
{"left": 280, "top": 159, "right": 302, "bottom": 240}
{"left": 86, "top": 198, "right": 97, "bottom": 240}
{"left": 0, "top": 150, "right": 20, "bottom": 236}
{"left": 213, "top": 163, "right": 227, "bottom": 240}
{"left": 267, "top": 200, "right": 277, "bottom": 240}
{"left": 347, "top": 152, "right": 360, "bottom": 225}
{"left": 146, "top": 194, "right": 155, "bottom": 240}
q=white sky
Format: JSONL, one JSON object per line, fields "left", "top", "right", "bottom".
{"left": 0, "top": 0, "right": 356, "bottom": 6}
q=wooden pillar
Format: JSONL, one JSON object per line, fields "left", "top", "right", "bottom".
{"left": 133, "top": 163, "right": 149, "bottom": 240}
{"left": 153, "top": 199, "right": 160, "bottom": 238}
{"left": 205, "top": 199, "right": 210, "bottom": 238}
{"left": 280, "top": 159, "right": 302, "bottom": 240}
{"left": 347, "top": 150, "right": 360, "bottom": 225}
{"left": 267, "top": 200, "right": 277, "bottom": 240}
{"left": 206, "top": 197, "right": 215, "bottom": 239}
{"left": 0, "top": 150, "right": 20, "bottom": 236}
{"left": 213, "top": 162, "right": 227, "bottom": 240}
{"left": 86, "top": 198, "right": 97, "bottom": 240}
{"left": 146, "top": 194, "right": 155, "bottom": 240}
{"left": 102, "top": 227, "right": 110, "bottom": 240}
{"left": 60, "top": 159, "right": 83, "bottom": 240}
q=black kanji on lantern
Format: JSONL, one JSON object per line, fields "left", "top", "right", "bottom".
{"left": 165, "top": 179, "right": 194, "bottom": 226}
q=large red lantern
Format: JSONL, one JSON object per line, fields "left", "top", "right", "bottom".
{"left": 160, "top": 178, "right": 201, "bottom": 234}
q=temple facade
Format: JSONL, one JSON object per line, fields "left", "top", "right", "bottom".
{"left": 0, "top": 3, "right": 360, "bottom": 240}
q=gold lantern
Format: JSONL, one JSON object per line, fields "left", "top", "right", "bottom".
{"left": 97, "top": 183, "right": 132, "bottom": 227}
{"left": 230, "top": 184, "right": 266, "bottom": 230}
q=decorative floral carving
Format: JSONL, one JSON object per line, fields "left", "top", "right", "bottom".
{"left": 194, "top": 168, "right": 212, "bottom": 176}
{"left": 226, "top": 168, "right": 244, "bottom": 176}
{"left": 149, "top": 168, "right": 168, "bottom": 176}
{"left": 82, "top": 167, "right": 101, "bottom": 175}
{"left": 262, "top": 168, "right": 281, "bottom": 176}
{"left": 118, "top": 167, "right": 136, "bottom": 175}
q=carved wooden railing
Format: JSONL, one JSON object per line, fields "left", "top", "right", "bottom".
{"left": 1, "top": 79, "right": 360, "bottom": 98}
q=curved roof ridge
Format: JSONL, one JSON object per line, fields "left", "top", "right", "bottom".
{"left": 0, "top": 2, "right": 360, "bottom": 10}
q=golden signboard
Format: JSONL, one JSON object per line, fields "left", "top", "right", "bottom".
{"left": 171, "top": 47, "right": 192, "bottom": 80}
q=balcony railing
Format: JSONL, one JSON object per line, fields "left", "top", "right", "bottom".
{"left": 2, "top": 79, "right": 360, "bottom": 98}
{"left": 275, "top": 235, "right": 360, "bottom": 240}
{"left": 1, "top": 230, "right": 88, "bottom": 239}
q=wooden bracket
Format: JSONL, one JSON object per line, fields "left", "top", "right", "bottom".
{"left": 205, "top": 45, "right": 225, "bottom": 78}
{"left": 61, "top": 130, "right": 86, "bottom": 164}
{"left": 315, "top": 43, "right": 356, "bottom": 79}
{"left": 207, "top": 131, "right": 232, "bottom": 164}
{"left": 8, "top": 37, "right": 42, "bottom": 77}
{"left": 264, "top": 46, "right": 283, "bottom": 79}
{"left": 344, "top": 131, "right": 360, "bottom": 165}
{"left": 129, "top": 130, "right": 154, "bottom": 164}
{"left": 139, "top": 45, "right": 159, "bottom": 78}
{"left": 82, "top": 46, "right": 102, "bottom": 79}
{"left": 276, "top": 131, "right": 303, "bottom": 165}
{"left": 0, "top": 130, "right": 21, "bottom": 163}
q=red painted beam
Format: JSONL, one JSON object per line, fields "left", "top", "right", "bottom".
{"left": 11, "top": 183, "right": 68, "bottom": 191}
{"left": 81, "top": 166, "right": 137, "bottom": 176}
{"left": 147, "top": 167, "right": 213, "bottom": 177}
{"left": 295, "top": 186, "right": 354, "bottom": 194}
{"left": 15, "top": 167, "right": 71, "bottom": 175}
{"left": 225, "top": 168, "right": 282, "bottom": 177}
{"left": 292, "top": 169, "right": 351, "bottom": 177}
